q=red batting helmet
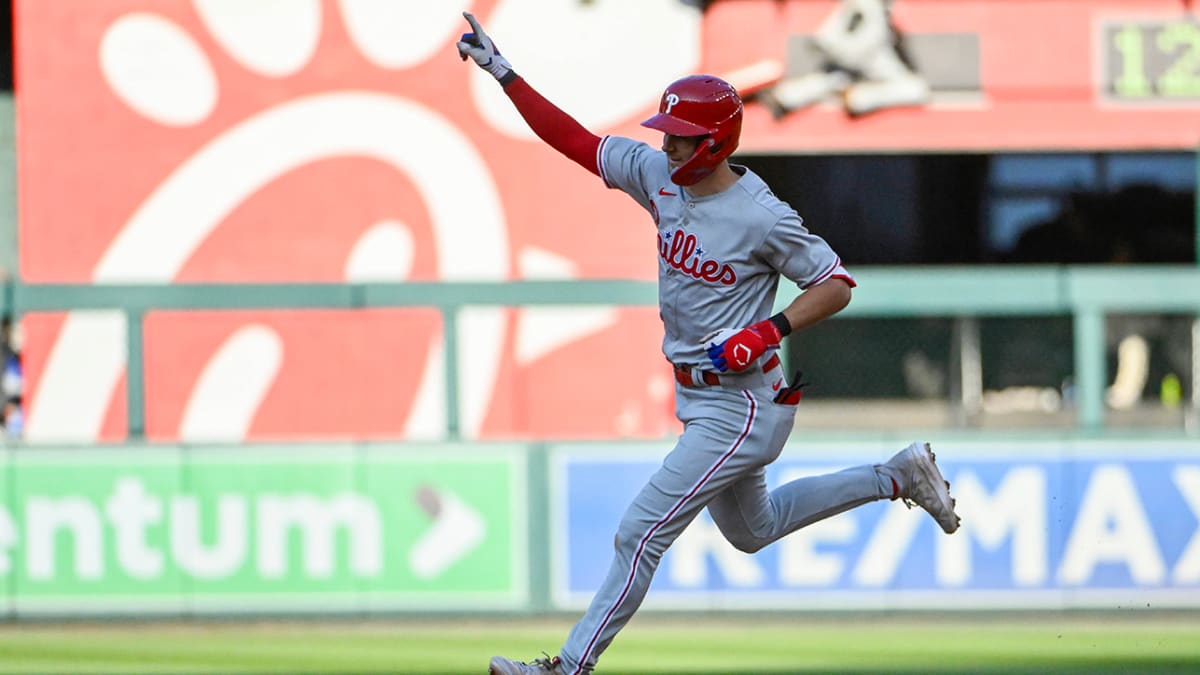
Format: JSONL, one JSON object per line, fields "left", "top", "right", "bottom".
{"left": 641, "top": 75, "right": 743, "bottom": 186}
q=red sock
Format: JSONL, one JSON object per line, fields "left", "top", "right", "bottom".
{"left": 891, "top": 477, "right": 900, "bottom": 499}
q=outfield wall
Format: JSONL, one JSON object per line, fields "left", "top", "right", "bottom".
{"left": 0, "top": 438, "right": 1196, "bottom": 618}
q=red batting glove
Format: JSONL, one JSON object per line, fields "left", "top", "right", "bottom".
{"left": 705, "top": 319, "right": 783, "bottom": 372}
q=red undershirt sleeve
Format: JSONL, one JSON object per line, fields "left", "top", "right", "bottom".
{"left": 503, "top": 76, "right": 603, "bottom": 177}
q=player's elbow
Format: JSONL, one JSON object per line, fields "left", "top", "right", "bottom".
{"left": 823, "top": 278, "right": 853, "bottom": 314}
{"left": 836, "top": 280, "right": 852, "bottom": 310}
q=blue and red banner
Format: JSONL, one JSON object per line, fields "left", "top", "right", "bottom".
{"left": 553, "top": 440, "right": 1200, "bottom": 610}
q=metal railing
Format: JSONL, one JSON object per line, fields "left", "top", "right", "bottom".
{"left": 7, "top": 264, "right": 1200, "bottom": 439}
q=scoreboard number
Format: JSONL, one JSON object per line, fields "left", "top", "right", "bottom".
{"left": 1107, "top": 18, "right": 1200, "bottom": 100}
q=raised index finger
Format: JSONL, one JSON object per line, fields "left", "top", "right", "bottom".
{"left": 462, "top": 11, "right": 484, "bottom": 35}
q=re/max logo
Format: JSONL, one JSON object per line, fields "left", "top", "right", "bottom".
{"left": 664, "top": 463, "right": 1200, "bottom": 591}
{"left": 561, "top": 453, "right": 1200, "bottom": 607}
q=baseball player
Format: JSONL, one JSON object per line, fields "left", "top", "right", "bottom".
{"left": 457, "top": 13, "right": 959, "bottom": 675}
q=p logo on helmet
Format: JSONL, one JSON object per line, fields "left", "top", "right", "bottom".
{"left": 641, "top": 75, "right": 744, "bottom": 186}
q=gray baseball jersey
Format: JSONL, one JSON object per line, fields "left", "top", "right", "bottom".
{"left": 553, "top": 136, "right": 883, "bottom": 675}
{"left": 597, "top": 135, "right": 855, "bottom": 366}
{"left": 462, "top": 33, "right": 959, "bottom": 675}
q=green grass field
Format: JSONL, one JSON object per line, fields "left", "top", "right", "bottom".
{"left": 0, "top": 614, "right": 1197, "bottom": 674}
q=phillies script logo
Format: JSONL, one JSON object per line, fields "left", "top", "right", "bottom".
{"left": 658, "top": 230, "right": 736, "bottom": 284}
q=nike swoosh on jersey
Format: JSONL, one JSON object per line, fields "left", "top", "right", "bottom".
{"left": 658, "top": 188, "right": 677, "bottom": 196}
{"left": 772, "top": 379, "right": 783, "bottom": 391}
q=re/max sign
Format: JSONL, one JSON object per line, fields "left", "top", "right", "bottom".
{"left": 558, "top": 447, "right": 1200, "bottom": 609}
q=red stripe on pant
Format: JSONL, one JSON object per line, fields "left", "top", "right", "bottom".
{"left": 572, "top": 391, "right": 758, "bottom": 674}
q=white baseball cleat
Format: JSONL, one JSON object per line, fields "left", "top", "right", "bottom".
{"left": 884, "top": 442, "right": 960, "bottom": 534}
{"left": 489, "top": 654, "right": 569, "bottom": 675}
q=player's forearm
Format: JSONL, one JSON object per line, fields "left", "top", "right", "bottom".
{"left": 503, "top": 77, "right": 603, "bottom": 176}
{"left": 775, "top": 278, "right": 852, "bottom": 334}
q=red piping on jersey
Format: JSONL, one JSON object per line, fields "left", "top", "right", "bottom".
{"left": 572, "top": 391, "right": 757, "bottom": 674}
{"left": 806, "top": 256, "right": 857, "bottom": 289}
{"left": 597, "top": 136, "right": 614, "bottom": 188}
{"left": 503, "top": 76, "right": 602, "bottom": 176}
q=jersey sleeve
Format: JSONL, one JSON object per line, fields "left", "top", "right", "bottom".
{"left": 760, "top": 213, "right": 857, "bottom": 289}
{"left": 597, "top": 135, "right": 660, "bottom": 210}
{"left": 502, "top": 76, "right": 602, "bottom": 176}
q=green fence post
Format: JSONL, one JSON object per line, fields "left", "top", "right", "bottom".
{"left": 1074, "top": 308, "right": 1105, "bottom": 430}
{"left": 443, "top": 307, "right": 459, "bottom": 440}
{"left": 526, "top": 443, "right": 552, "bottom": 613}
{"left": 126, "top": 309, "right": 145, "bottom": 439}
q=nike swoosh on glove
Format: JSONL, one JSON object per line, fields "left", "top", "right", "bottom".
{"left": 704, "top": 319, "right": 783, "bottom": 373}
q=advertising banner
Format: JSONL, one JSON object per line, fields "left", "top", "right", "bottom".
{"left": 552, "top": 440, "right": 1200, "bottom": 610}
{"left": 14, "top": 1, "right": 679, "bottom": 442}
{"left": 0, "top": 445, "right": 527, "bottom": 615}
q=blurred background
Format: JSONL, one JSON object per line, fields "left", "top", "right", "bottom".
{"left": 0, "top": 0, "right": 1198, "bottom": 626}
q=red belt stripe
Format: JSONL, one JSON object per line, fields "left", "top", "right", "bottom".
{"left": 673, "top": 352, "right": 780, "bottom": 387}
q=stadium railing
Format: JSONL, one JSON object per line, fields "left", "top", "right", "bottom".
{"left": 7, "top": 264, "right": 1200, "bottom": 439}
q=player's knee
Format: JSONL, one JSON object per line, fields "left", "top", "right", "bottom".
{"left": 613, "top": 523, "right": 642, "bottom": 553}
{"left": 712, "top": 515, "right": 774, "bottom": 553}
{"left": 613, "top": 529, "right": 643, "bottom": 556}
{"left": 614, "top": 514, "right": 656, "bottom": 554}
{"left": 724, "top": 532, "right": 766, "bottom": 554}
{"left": 613, "top": 525, "right": 633, "bottom": 553}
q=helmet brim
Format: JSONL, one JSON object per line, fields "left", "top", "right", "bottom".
{"left": 640, "top": 113, "right": 710, "bottom": 137}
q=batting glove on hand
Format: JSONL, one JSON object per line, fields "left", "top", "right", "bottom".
{"left": 704, "top": 319, "right": 783, "bottom": 373}
{"left": 457, "top": 12, "right": 514, "bottom": 81}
